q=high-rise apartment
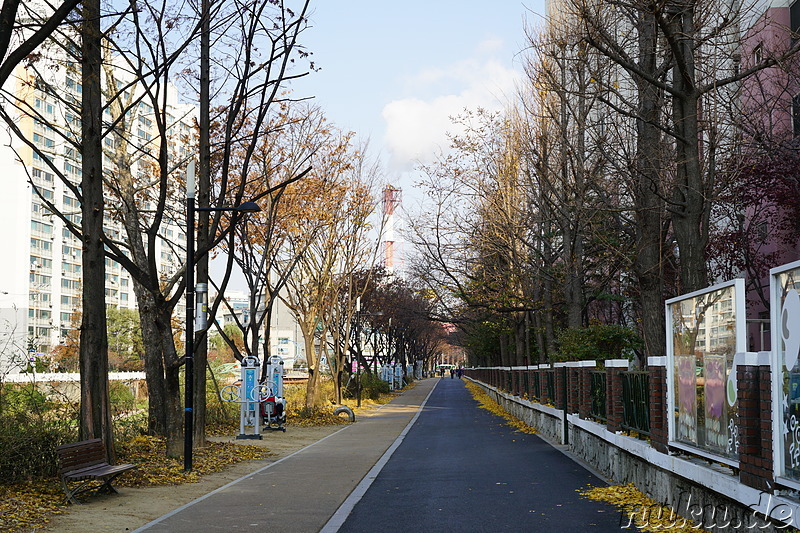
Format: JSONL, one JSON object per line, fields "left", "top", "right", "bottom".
{"left": 0, "top": 54, "right": 195, "bottom": 374}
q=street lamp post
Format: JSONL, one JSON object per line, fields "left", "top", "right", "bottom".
{"left": 184, "top": 160, "right": 260, "bottom": 472}
{"left": 355, "top": 297, "right": 361, "bottom": 408}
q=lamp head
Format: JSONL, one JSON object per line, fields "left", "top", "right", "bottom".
{"left": 235, "top": 201, "right": 261, "bottom": 213}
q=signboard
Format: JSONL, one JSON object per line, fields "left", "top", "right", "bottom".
{"left": 666, "top": 279, "right": 744, "bottom": 463}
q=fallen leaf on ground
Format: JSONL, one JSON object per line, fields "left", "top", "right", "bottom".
{"left": 580, "top": 483, "right": 709, "bottom": 532}
{"left": 464, "top": 381, "right": 537, "bottom": 434}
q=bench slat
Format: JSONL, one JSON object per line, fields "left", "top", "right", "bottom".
{"left": 57, "top": 439, "right": 106, "bottom": 473}
{"left": 63, "top": 463, "right": 136, "bottom": 481}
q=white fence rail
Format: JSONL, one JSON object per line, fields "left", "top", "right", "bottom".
{"left": 3, "top": 372, "right": 146, "bottom": 383}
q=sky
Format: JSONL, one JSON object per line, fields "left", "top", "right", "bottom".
{"left": 291, "top": 1, "right": 547, "bottom": 204}
{"left": 214, "top": 1, "right": 548, "bottom": 287}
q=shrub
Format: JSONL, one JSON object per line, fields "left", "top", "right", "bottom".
{"left": 0, "top": 417, "right": 77, "bottom": 483}
{"left": 109, "top": 381, "right": 136, "bottom": 416}
{"left": 553, "top": 323, "right": 643, "bottom": 363}
{"left": 0, "top": 384, "right": 77, "bottom": 483}
{"left": 346, "top": 372, "right": 390, "bottom": 400}
{"left": 0, "top": 383, "right": 52, "bottom": 418}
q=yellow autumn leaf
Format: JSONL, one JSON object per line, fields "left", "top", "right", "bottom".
{"left": 580, "top": 483, "right": 709, "bottom": 533}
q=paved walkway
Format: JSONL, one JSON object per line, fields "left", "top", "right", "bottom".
{"left": 134, "top": 378, "right": 439, "bottom": 533}
{"left": 134, "top": 377, "right": 625, "bottom": 533}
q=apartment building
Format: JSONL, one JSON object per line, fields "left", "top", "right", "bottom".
{"left": 0, "top": 54, "right": 195, "bottom": 374}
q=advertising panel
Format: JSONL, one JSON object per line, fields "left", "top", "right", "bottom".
{"left": 771, "top": 261, "right": 800, "bottom": 487}
{"left": 666, "top": 279, "right": 744, "bottom": 463}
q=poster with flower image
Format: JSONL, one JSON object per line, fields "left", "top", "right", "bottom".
{"left": 704, "top": 355, "right": 726, "bottom": 452}
{"left": 676, "top": 355, "right": 697, "bottom": 443}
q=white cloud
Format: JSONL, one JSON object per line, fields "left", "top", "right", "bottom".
{"left": 381, "top": 42, "right": 521, "bottom": 171}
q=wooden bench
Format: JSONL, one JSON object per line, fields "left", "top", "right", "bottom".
{"left": 56, "top": 438, "right": 137, "bottom": 504}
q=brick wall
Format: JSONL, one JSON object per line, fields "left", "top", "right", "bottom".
{"left": 647, "top": 357, "right": 668, "bottom": 453}
{"left": 605, "top": 359, "right": 628, "bottom": 433}
{"left": 738, "top": 363, "right": 773, "bottom": 491}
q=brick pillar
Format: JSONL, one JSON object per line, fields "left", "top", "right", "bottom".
{"left": 577, "top": 361, "right": 596, "bottom": 419}
{"left": 647, "top": 356, "right": 669, "bottom": 454}
{"left": 566, "top": 362, "right": 579, "bottom": 413}
{"left": 554, "top": 363, "right": 567, "bottom": 411}
{"left": 522, "top": 365, "right": 533, "bottom": 400}
{"left": 738, "top": 352, "right": 773, "bottom": 491}
{"left": 538, "top": 365, "right": 548, "bottom": 403}
{"left": 605, "top": 359, "right": 628, "bottom": 432}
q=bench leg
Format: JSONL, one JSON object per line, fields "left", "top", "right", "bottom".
{"left": 61, "top": 478, "right": 92, "bottom": 505}
{"left": 97, "top": 473, "right": 125, "bottom": 494}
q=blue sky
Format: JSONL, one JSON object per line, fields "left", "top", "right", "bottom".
{"left": 292, "top": 1, "right": 547, "bottom": 198}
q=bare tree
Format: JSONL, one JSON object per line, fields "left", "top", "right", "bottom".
{"left": 278, "top": 129, "right": 382, "bottom": 408}
{"left": 0, "top": 0, "right": 312, "bottom": 457}
{"left": 573, "top": 0, "right": 800, "bottom": 294}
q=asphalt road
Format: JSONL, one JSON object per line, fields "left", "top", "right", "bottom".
{"left": 336, "top": 377, "right": 627, "bottom": 532}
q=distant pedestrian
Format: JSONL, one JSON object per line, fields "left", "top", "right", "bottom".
{"left": 450, "top": 368, "right": 455, "bottom": 379}
{"left": 457, "top": 368, "right": 463, "bottom": 379}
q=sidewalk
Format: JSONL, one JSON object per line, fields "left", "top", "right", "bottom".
{"left": 134, "top": 378, "right": 439, "bottom": 533}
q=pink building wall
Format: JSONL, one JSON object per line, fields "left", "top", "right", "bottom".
{"left": 739, "top": 4, "right": 800, "bottom": 350}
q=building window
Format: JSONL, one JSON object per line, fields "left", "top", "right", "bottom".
{"left": 753, "top": 43, "right": 763, "bottom": 65}
{"left": 794, "top": 1, "right": 800, "bottom": 41}
{"left": 793, "top": 93, "right": 800, "bottom": 137}
{"left": 32, "top": 168, "right": 54, "bottom": 183}
{"left": 33, "top": 185, "right": 54, "bottom": 201}
{"left": 33, "top": 133, "right": 55, "bottom": 148}
{"left": 65, "top": 77, "right": 82, "bottom": 94}
{"left": 755, "top": 221, "right": 769, "bottom": 242}
{"left": 30, "top": 220, "right": 53, "bottom": 235}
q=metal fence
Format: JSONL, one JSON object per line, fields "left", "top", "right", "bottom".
{"left": 589, "top": 370, "right": 607, "bottom": 422}
{"left": 621, "top": 371, "right": 650, "bottom": 437}
{"left": 545, "top": 370, "right": 555, "bottom": 403}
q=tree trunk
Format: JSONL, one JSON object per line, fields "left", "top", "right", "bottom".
{"left": 515, "top": 313, "right": 527, "bottom": 366}
{"left": 161, "top": 314, "right": 183, "bottom": 458}
{"left": 132, "top": 284, "right": 167, "bottom": 435}
{"left": 302, "top": 334, "right": 319, "bottom": 408}
{"left": 78, "top": 0, "right": 114, "bottom": 459}
{"left": 633, "top": 10, "right": 668, "bottom": 360}
{"left": 499, "top": 332, "right": 510, "bottom": 367}
{"left": 669, "top": 3, "right": 708, "bottom": 293}
{"left": 558, "top": 45, "right": 585, "bottom": 330}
